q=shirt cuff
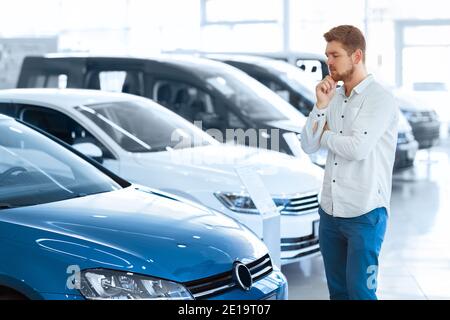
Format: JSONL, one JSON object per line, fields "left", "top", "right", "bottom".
{"left": 310, "top": 104, "right": 328, "bottom": 120}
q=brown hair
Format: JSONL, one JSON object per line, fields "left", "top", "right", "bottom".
{"left": 324, "top": 25, "right": 366, "bottom": 63}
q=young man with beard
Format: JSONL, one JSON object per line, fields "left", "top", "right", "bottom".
{"left": 301, "top": 25, "right": 399, "bottom": 300}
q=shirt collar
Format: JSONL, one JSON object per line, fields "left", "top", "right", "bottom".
{"left": 337, "top": 74, "right": 374, "bottom": 97}
{"left": 353, "top": 74, "right": 374, "bottom": 94}
{"left": 337, "top": 85, "right": 346, "bottom": 96}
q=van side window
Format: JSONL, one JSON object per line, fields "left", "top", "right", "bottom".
{"left": 153, "top": 80, "right": 216, "bottom": 121}
{"left": 153, "top": 79, "right": 246, "bottom": 130}
{"left": 26, "top": 74, "right": 68, "bottom": 88}
{"left": 86, "top": 71, "right": 144, "bottom": 96}
{"left": 17, "top": 105, "right": 115, "bottom": 159}
{"left": 152, "top": 80, "right": 245, "bottom": 130}
{"left": 256, "top": 77, "right": 291, "bottom": 103}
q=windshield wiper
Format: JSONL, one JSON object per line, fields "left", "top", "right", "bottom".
{"left": 145, "top": 146, "right": 170, "bottom": 153}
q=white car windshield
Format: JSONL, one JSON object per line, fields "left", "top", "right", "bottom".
{"left": 0, "top": 118, "right": 122, "bottom": 209}
{"left": 76, "top": 99, "right": 218, "bottom": 153}
{"left": 205, "top": 68, "right": 306, "bottom": 124}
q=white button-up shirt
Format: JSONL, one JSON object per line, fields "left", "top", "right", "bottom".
{"left": 301, "top": 75, "right": 399, "bottom": 218}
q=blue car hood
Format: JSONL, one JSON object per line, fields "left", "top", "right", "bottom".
{"left": 0, "top": 186, "right": 267, "bottom": 283}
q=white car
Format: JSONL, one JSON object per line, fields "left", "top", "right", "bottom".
{"left": 399, "top": 82, "right": 450, "bottom": 137}
{"left": 0, "top": 89, "right": 324, "bottom": 265}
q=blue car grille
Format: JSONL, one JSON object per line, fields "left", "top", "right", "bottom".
{"left": 184, "top": 254, "right": 273, "bottom": 299}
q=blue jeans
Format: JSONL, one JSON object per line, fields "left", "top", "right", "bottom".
{"left": 318, "top": 206, "right": 388, "bottom": 300}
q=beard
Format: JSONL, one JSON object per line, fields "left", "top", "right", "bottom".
{"left": 330, "top": 64, "right": 355, "bottom": 82}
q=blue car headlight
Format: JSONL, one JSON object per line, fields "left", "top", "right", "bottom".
{"left": 79, "top": 269, "right": 193, "bottom": 300}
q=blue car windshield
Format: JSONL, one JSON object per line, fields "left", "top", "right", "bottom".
{"left": 0, "top": 118, "right": 122, "bottom": 209}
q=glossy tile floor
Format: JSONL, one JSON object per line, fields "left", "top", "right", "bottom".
{"left": 282, "top": 131, "right": 450, "bottom": 300}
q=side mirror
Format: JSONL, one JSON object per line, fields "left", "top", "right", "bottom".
{"left": 73, "top": 142, "right": 103, "bottom": 163}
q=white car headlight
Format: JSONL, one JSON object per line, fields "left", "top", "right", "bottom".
{"left": 214, "top": 192, "right": 259, "bottom": 214}
{"left": 79, "top": 269, "right": 193, "bottom": 300}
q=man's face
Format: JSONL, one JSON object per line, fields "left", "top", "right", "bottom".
{"left": 325, "top": 41, "right": 355, "bottom": 82}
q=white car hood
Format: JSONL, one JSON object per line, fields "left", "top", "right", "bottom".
{"left": 131, "top": 144, "right": 323, "bottom": 197}
{"left": 394, "top": 90, "right": 435, "bottom": 112}
{"left": 264, "top": 119, "right": 304, "bottom": 134}
{"left": 397, "top": 88, "right": 450, "bottom": 122}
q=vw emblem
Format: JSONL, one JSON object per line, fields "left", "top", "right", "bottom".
{"left": 232, "top": 262, "right": 253, "bottom": 291}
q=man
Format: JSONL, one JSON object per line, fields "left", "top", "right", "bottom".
{"left": 301, "top": 25, "right": 399, "bottom": 300}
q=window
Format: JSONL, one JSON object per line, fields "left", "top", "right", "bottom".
{"left": 255, "top": 76, "right": 313, "bottom": 116}
{"left": 76, "top": 99, "right": 218, "bottom": 153}
{"left": 18, "top": 105, "right": 114, "bottom": 159}
{"left": 0, "top": 103, "right": 18, "bottom": 118}
{"left": 153, "top": 79, "right": 248, "bottom": 130}
{"left": 26, "top": 73, "right": 68, "bottom": 88}
{"left": 413, "top": 82, "right": 448, "bottom": 92}
{"left": 203, "top": 69, "right": 305, "bottom": 124}
{"left": 202, "top": 0, "right": 280, "bottom": 24}
{"left": 154, "top": 80, "right": 218, "bottom": 119}
{"left": 99, "top": 71, "right": 127, "bottom": 92}
{"left": 257, "top": 77, "right": 288, "bottom": 95}
{"left": 87, "top": 70, "right": 144, "bottom": 95}
{"left": 200, "top": 0, "right": 283, "bottom": 52}
{"left": 0, "top": 119, "right": 121, "bottom": 209}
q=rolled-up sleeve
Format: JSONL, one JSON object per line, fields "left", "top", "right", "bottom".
{"left": 301, "top": 105, "right": 329, "bottom": 154}
{"left": 320, "top": 93, "right": 397, "bottom": 161}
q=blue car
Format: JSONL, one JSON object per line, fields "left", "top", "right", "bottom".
{"left": 0, "top": 114, "right": 287, "bottom": 300}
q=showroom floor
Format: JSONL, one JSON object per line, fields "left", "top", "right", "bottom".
{"left": 282, "top": 128, "right": 450, "bottom": 300}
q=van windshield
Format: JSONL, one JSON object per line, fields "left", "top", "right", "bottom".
{"left": 205, "top": 69, "right": 306, "bottom": 125}
{"left": 0, "top": 119, "right": 122, "bottom": 210}
{"left": 76, "top": 99, "right": 218, "bottom": 153}
{"left": 262, "top": 60, "right": 317, "bottom": 102}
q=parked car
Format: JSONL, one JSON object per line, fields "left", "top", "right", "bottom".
{"left": 0, "top": 89, "right": 324, "bottom": 264}
{"left": 240, "top": 51, "right": 329, "bottom": 81}
{"left": 395, "top": 112, "right": 419, "bottom": 169}
{"left": 394, "top": 90, "right": 440, "bottom": 149}
{"left": 206, "top": 54, "right": 317, "bottom": 116}
{"left": 163, "top": 49, "right": 329, "bottom": 82}
{"left": 17, "top": 54, "right": 309, "bottom": 157}
{"left": 207, "top": 54, "right": 419, "bottom": 170}
{"left": 404, "top": 82, "right": 450, "bottom": 136}
{"left": 0, "top": 113, "right": 287, "bottom": 300}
